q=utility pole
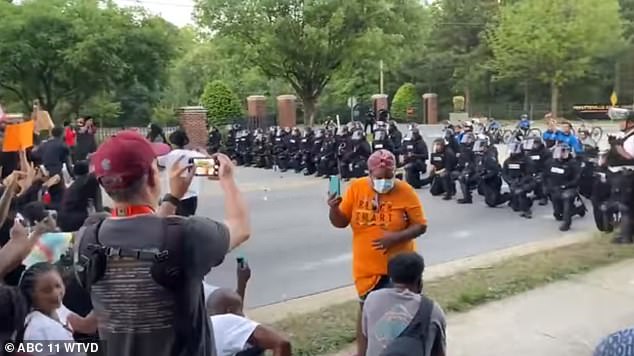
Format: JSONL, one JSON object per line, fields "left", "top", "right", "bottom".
{"left": 380, "top": 60, "right": 384, "bottom": 94}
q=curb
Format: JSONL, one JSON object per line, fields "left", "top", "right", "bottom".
{"left": 246, "top": 232, "right": 595, "bottom": 324}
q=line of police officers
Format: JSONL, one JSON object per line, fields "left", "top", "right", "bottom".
{"left": 207, "top": 108, "right": 634, "bottom": 243}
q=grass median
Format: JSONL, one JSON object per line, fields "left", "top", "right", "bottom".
{"left": 271, "top": 235, "right": 634, "bottom": 356}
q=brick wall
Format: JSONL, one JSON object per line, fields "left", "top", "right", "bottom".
{"left": 276, "top": 95, "right": 297, "bottom": 128}
{"left": 247, "top": 95, "right": 267, "bottom": 129}
{"left": 423, "top": 93, "right": 439, "bottom": 124}
{"left": 178, "top": 106, "right": 208, "bottom": 149}
{"left": 372, "top": 94, "right": 389, "bottom": 113}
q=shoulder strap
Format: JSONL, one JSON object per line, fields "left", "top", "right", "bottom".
{"left": 150, "top": 216, "right": 186, "bottom": 290}
{"left": 399, "top": 295, "right": 434, "bottom": 340}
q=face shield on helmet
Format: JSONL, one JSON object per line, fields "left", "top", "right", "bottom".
{"left": 351, "top": 130, "right": 364, "bottom": 141}
{"left": 522, "top": 138, "right": 537, "bottom": 151}
{"left": 508, "top": 141, "right": 523, "bottom": 155}
{"left": 291, "top": 127, "right": 301, "bottom": 136}
{"left": 303, "top": 128, "right": 313, "bottom": 137}
{"left": 275, "top": 128, "right": 284, "bottom": 137}
{"left": 374, "top": 130, "right": 387, "bottom": 141}
{"left": 432, "top": 139, "right": 445, "bottom": 153}
{"left": 337, "top": 126, "right": 349, "bottom": 136}
{"left": 460, "top": 132, "right": 475, "bottom": 145}
{"left": 472, "top": 139, "right": 489, "bottom": 154}
{"left": 314, "top": 129, "right": 324, "bottom": 138}
{"left": 552, "top": 144, "right": 571, "bottom": 160}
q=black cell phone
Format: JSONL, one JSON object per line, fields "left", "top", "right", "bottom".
{"left": 237, "top": 257, "right": 246, "bottom": 269}
{"left": 189, "top": 157, "right": 220, "bottom": 177}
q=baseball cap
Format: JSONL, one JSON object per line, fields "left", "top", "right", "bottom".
{"left": 90, "top": 130, "right": 171, "bottom": 190}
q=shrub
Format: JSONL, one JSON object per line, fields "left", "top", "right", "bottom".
{"left": 391, "top": 83, "right": 418, "bottom": 122}
{"left": 200, "top": 80, "right": 243, "bottom": 126}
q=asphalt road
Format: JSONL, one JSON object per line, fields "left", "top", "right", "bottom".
{"left": 198, "top": 124, "right": 615, "bottom": 308}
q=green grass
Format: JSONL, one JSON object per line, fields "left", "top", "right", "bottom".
{"left": 271, "top": 236, "right": 634, "bottom": 356}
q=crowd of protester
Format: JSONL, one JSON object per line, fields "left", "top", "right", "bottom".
{"left": 0, "top": 112, "right": 297, "bottom": 356}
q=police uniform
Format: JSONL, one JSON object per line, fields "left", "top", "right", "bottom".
{"left": 606, "top": 126, "right": 634, "bottom": 243}
{"left": 474, "top": 140, "right": 509, "bottom": 207}
{"left": 401, "top": 129, "right": 428, "bottom": 189}
{"left": 340, "top": 131, "right": 371, "bottom": 179}
{"left": 545, "top": 144, "right": 585, "bottom": 231}
{"left": 502, "top": 141, "right": 534, "bottom": 218}
{"left": 422, "top": 139, "right": 457, "bottom": 199}
{"left": 523, "top": 137, "right": 550, "bottom": 206}
{"left": 455, "top": 133, "right": 477, "bottom": 204}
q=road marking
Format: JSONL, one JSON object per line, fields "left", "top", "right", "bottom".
{"left": 298, "top": 253, "right": 352, "bottom": 271}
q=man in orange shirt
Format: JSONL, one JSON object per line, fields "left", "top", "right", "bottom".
{"left": 328, "top": 149, "right": 428, "bottom": 355}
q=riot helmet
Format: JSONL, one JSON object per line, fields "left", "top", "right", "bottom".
{"left": 351, "top": 130, "right": 365, "bottom": 141}
{"left": 462, "top": 122, "right": 473, "bottom": 132}
{"left": 314, "top": 128, "right": 325, "bottom": 138}
{"left": 303, "top": 127, "right": 313, "bottom": 138}
{"left": 337, "top": 126, "right": 349, "bottom": 136}
{"left": 374, "top": 129, "right": 387, "bottom": 141}
{"left": 508, "top": 141, "right": 523, "bottom": 156}
{"left": 522, "top": 137, "right": 544, "bottom": 152}
{"left": 291, "top": 127, "right": 301, "bottom": 137}
{"left": 432, "top": 138, "right": 445, "bottom": 153}
{"left": 284, "top": 127, "right": 291, "bottom": 134}
{"left": 552, "top": 143, "right": 572, "bottom": 160}
{"left": 275, "top": 127, "right": 284, "bottom": 137}
{"left": 472, "top": 139, "right": 489, "bottom": 154}
{"left": 460, "top": 132, "right": 476, "bottom": 145}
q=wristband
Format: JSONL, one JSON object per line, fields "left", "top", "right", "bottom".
{"left": 162, "top": 194, "right": 180, "bottom": 206}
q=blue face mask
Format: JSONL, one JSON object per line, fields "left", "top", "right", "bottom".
{"left": 372, "top": 178, "right": 395, "bottom": 194}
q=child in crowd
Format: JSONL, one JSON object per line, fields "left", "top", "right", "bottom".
{"left": 17, "top": 262, "right": 96, "bottom": 354}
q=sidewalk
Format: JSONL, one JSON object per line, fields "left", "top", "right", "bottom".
{"left": 328, "top": 259, "right": 634, "bottom": 356}
{"left": 448, "top": 259, "right": 634, "bottom": 356}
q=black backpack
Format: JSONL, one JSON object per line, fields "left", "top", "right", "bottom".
{"left": 380, "top": 295, "right": 434, "bottom": 356}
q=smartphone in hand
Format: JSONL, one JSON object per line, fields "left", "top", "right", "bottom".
{"left": 189, "top": 157, "right": 220, "bottom": 177}
{"left": 329, "top": 175, "right": 341, "bottom": 197}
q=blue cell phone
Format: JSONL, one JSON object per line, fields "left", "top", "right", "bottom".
{"left": 329, "top": 175, "right": 341, "bottom": 197}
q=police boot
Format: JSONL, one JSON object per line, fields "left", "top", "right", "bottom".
{"left": 457, "top": 184, "right": 473, "bottom": 204}
{"left": 559, "top": 201, "right": 573, "bottom": 231}
{"left": 612, "top": 211, "right": 634, "bottom": 244}
{"left": 520, "top": 209, "right": 532, "bottom": 219}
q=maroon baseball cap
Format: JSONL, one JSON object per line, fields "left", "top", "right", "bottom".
{"left": 90, "top": 130, "right": 171, "bottom": 190}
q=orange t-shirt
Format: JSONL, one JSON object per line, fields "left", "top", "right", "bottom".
{"left": 339, "top": 178, "right": 427, "bottom": 297}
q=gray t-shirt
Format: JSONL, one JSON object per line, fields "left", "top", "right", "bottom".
{"left": 76, "top": 214, "right": 230, "bottom": 356}
{"left": 362, "top": 288, "right": 446, "bottom": 356}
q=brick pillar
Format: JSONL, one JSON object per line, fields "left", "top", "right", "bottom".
{"left": 423, "top": 93, "right": 438, "bottom": 124}
{"left": 276, "top": 95, "right": 297, "bottom": 128}
{"left": 371, "top": 94, "right": 389, "bottom": 113}
{"left": 247, "top": 95, "right": 267, "bottom": 129}
{"left": 178, "top": 106, "right": 208, "bottom": 149}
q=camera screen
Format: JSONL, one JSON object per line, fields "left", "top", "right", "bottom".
{"left": 192, "top": 158, "right": 219, "bottom": 177}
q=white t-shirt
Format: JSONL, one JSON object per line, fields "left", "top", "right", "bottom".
{"left": 211, "top": 314, "right": 259, "bottom": 356}
{"left": 624, "top": 135, "right": 634, "bottom": 157}
{"left": 24, "top": 305, "right": 81, "bottom": 356}
{"left": 157, "top": 149, "right": 205, "bottom": 200}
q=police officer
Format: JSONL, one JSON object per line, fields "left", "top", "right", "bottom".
{"left": 340, "top": 130, "right": 371, "bottom": 179}
{"left": 273, "top": 127, "right": 289, "bottom": 171}
{"left": 207, "top": 125, "right": 222, "bottom": 154}
{"left": 317, "top": 129, "right": 338, "bottom": 177}
{"left": 306, "top": 128, "right": 325, "bottom": 175}
{"left": 474, "top": 138, "right": 509, "bottom": 207}
{"left": 287, "top": 127, "right": 303, "bottom": 172}
{"left": 545, "top": 143, "right": 585, "bottom": 231}
{"left": 502, "top": 141, "right": 534, "bottom": 219}
{"left": 252, "top": 129, "right": 272, "bottom": 169}
{"left": 401, "top": 127, "right": 429, "bottom": 189}
{"left": 591, "top": 150, "right": 615, "bottom": 233}
{"left": 455, "top": 132, "right": 477, "bottom": 204}
{"left": 372, "top": 126, "right": 395, "bottom": 154}
{"left": 422, "top": 138, "right": 457, "bottom": 200}
{"left": 606, "top": 107, "right": 634, "bottom": 243}
{"left": 523, "top": 137, "right": 550, "bottom": 206}
{"left": 388, "top": 121, "right": 403, "bottom": 154}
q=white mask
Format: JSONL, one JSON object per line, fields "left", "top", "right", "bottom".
{"left": 372, "top": 178, "right": 395, "bottom": 194}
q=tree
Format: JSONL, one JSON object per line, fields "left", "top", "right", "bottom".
{"left": 195, "top": 0, "right": 428, "bottom": 125}
{"left": 200, "top": 80, "right": 243, "bottom": 126}
{"left": 0, "top": 0, "right": 178, "bottom": 118}
{"left": 391, "top": 83, "right": 418, "bottom": 121}
{"left": 425, "top": 0, "right": 500, "bottom": 113}
{"left": 488, "top": 0, "right": 626, "bottom": 115}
